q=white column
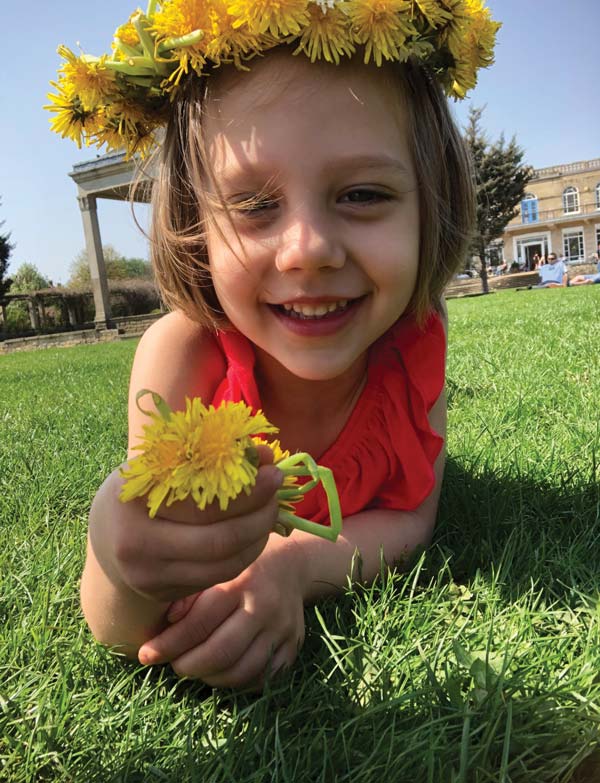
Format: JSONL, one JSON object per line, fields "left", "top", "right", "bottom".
{"left": 77, "top": 194, "right": 111, "bottom": 328}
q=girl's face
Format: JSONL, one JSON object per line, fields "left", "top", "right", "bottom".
{"left": 203, "top": 51, "right": 419, "bottom": 383}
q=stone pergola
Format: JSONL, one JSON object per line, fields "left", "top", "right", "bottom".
{"left": 69, "top": 152, "right": 151, "bottom": 328}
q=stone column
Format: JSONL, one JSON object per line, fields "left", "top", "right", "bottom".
{"left": 77, "top": 194, "right": 111, "bottom": 328}
{"left": 27, "top": 296, "right": 41, "bottom": 330}
{"left": 66, "top": 299, "right": 78, "bottom": 327}
{"left": 36, "top": 296, "right": 47, "bottom": 329}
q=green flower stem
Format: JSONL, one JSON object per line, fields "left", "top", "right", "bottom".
{"left": 277, "top": 509, "right": 340, "bottom": 542}
{"left": 136, "top": 388, "right": 173, "bottom": 420}
{"left": 131, "top": 13, "right": 170, "bottom": 75}
{"left": 113, "top": 40, "right": 144, "bottom": 59}
{"left": 277, "top": 488, "right": 310, "bottom": 500}
{"left": 277, "top": 466, "right": 315, "bottom": 477}
{"left": 106, "top": 60, "right": 157, "bottom": 77}
{"left": 158, "top": 30, "right": 205, "bottom": 54}
{"left": 146, "top": 0, "right": 158, "bottom": 19}
{"left": 127, "top": 76, "right": 157, "bottom": 87}
{"left": 126, "top": 56, "right": 163, "bottom": 70}
{"left": 275, "top": 453, "right": 342, "bottom": 542}
{"left": 132, "top": 13, "right": 156, "bottom": 60}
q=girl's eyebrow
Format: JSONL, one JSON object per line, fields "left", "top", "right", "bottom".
{"left": 322, "top": 153, "right": 411, "bottom": 175}
{"left": 215, "top": 154, "right": 411, "bottom": 187}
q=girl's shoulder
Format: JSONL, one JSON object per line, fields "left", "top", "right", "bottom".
{"left": 368, "top": 309, "right": 447, "bottom": 403}
{"left": 128, "top": 311, "right": 226, "bottom": 453}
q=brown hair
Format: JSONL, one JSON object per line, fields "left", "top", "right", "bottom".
{"left": 147, "top": 55, "right": 475, "bottom": 328}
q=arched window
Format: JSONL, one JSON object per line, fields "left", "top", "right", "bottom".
{"left": 563, "top": 186, "right": 580, "bottom": 214}
{"left": 521, "top": 193, "right": 538, "bottom": 224}
{"left": 595, "top": 183, "right": 600, "bottom": 210}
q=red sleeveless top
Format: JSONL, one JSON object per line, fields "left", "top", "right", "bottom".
{"left": 210, "top": 312, "right": 446, "bottom": 525}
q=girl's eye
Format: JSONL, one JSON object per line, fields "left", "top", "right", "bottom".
{"left": 340, "top": 189, "right": 392, "bottom": 205}
{"left": 231, "top": 196, "right": 279, "bottom": 216}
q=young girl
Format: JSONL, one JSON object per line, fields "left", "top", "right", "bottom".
{"left": 48, "top": 1, "right": 498, "bottom": 688}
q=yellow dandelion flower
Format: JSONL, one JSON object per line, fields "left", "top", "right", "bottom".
{"left": 252, "top": 437, "right": 303, "bottom": 507}
{"left": 44, "top": 79, "right": 100, "bottom": 148}
{"left": 294, "top": 2, "right": 355, "bottom": 63}
{"left": 120, "top": 415, "right": 186, "bottom": 517}
{"left": 463, "top": 0, "right": 500, "bottom": 67}
{"left": 441, "top": 0, "right": 499, "bottom": 97}
{"left": 346, "top": 0, "right": 418, "bottom": 66}
{"left": 152, "top": 0, "right": 210, "bottom": 41}
{"left": 151, "top": 0, "right": 211, "bottom": 81}
{"left": 114, "top": 12, "right": 143, "bottom": 49}
{"left": 413, "top": 0, "right": 452, "bottom": 28}
{"left": 227, "top": 0, "right": 311, "bottom": 37}
{"left": 57, "top": 46, "right": 116, "bottom": 111}
{"left": 91, "top": 120, "right": 157, "bottom": 159}
{"left": 121, "top": 394, "right": 278, "bottom": 516}
{"left": 201, "top": 0, "right": 267, "bottom": 66}
{"left": 447, "top": 58, "right": 477, "bottom": 98}
{"left": 440, "top": 0, "right": 470, "bottom": 62}
{"left": 171, "top": 401, "right": 277, "bottom": 510}
{"left": 119, "top": 390, "right": 342, "bottom": 540}
{"left": 88, "top": 101, "right": 158, "bottom": 158}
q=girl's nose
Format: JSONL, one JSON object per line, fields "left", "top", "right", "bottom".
{"left": 274, "top": 207, "right": 345, "bottom": 273}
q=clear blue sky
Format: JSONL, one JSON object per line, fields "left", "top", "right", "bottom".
{"left": 2, "top": 0, "right": 599, "bottom": 285}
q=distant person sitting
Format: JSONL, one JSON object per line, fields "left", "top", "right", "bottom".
{"left": 569, "top": 256, "right": 600, "bottom": 286}
{"left": 534, "top": 253, "right": 568, "bottom": 287}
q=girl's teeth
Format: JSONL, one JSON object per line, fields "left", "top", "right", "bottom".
{"left": 282, "top": 300, "right": 350, "bottom": 317}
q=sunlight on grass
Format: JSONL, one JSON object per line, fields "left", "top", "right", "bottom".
{"left": 1, "top": 288, "right": 599, "bottom": 781}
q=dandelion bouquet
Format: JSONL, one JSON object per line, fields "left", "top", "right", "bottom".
{"left": 119, "top": 389, "right": 342, "bottom": 541}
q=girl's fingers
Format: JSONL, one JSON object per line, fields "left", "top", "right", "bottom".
{"left": 138, "top": 584, "right": 240, "bottom": 665}
{"left": 254, "top": 443, "right": 275, "bottom": 465}
{"left": 131, "top": 533, "right": 269, "bottom": 600}
{"left": 166, "top": 592, "right": 201, "bottom": 623}
{"left": 156, "top": 463, "right": 283, "bottom": 525}
{"left": 169, "top": 607, "right": 262, "bottom": 679}
{"left": 200, "top": 635, "right": 290, "bottom": 690}
{"left": 121, "top": 491, "right": 280, "bottom": 571}
{"left": 255, "top": 643, "right": 294, "bottom": 689}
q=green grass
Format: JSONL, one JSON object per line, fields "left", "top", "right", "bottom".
{"left": 1, "top": 287, "right": 599, "bottom": 782}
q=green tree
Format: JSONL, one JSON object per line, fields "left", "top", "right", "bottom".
{"left": 10, "top": 263, "right": 51, "bottom": 293}
{"left": 464, "top": 106, "right": 533, "bottom": 293}
{"left": 0, "top": 198, "right": 14, "bottom": 300}
{"left": 68, "top": 245, "right": 152, "bottom": 286}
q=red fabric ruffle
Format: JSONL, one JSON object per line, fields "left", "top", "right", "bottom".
{"left": 210, "top": 312, "right": 445, "bottom": 524}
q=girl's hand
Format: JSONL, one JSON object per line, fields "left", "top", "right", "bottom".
{"left": 137, "top": 537, "right": 307, "bottom": 688}
{"left": 88, "top": 448, "right": 283, "bottom": 605}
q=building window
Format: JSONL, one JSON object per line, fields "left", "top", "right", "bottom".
{"left": 521, "top": 193, "right": 538, "bottom": 223}
{"left": 596, "top": 183, "right": 600, "bottom": 210}
{"left": 563, "top": 186, "right": 580, "bottom": 214}
{"left": 562, "top": 229, "right": 584, "bottom": 262}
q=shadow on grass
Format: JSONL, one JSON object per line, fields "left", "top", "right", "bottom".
{"left": 434, "top": 457, "right": 600, "bottom": 602}
{"left": 77, "top": 458, "right": 600, "bottom": 782}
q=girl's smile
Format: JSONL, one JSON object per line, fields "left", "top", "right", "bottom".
{"left": 267, "top": 295, "right": 366, "bottom": 337}
{"left": 203, "top": 49, "right": 420, "bottom": 385}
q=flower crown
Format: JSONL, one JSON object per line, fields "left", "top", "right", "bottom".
{"left": 46, "top": 0, "right": 500, "bottom": 159}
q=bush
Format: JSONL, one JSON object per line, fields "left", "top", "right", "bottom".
{"left": 108, "top": 279, "right": 161, "bottom": 317}
{"left": 3, "top": 299, "right": 31, "bottom": 333}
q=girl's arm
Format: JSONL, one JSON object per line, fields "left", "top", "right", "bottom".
{"left": 287, "top": 388, "right": 445, "bottom": 602}
{"left": 80, "top": 311, "right": 280, "bottom": 656}
{"left": 137, "top": 388, "right": 447, "bottom": 684}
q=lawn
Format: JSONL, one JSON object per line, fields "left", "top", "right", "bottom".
{"left": 1, "top": 287, "right": 599, "bottom": 782}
